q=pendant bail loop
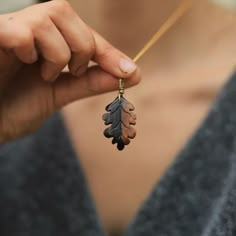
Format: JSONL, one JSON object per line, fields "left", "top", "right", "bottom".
{"left": 119, "top": 78, "right": 124, "bottom": 99}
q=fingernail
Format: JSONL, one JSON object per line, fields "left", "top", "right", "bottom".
{"left": 119, "top": 58, "right": 137, "bottom": 74}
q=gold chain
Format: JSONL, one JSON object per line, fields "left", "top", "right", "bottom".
{"left": 119, "top": 0, "right": 192, "bottom": 97}
{"left": 133, "top": 0, "right": 192, "bottom": 63}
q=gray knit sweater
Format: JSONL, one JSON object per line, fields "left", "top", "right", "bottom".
{"left": 1, "top": 73, "right": 236, "bottom": 236}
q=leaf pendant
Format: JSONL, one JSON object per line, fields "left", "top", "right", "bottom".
{"left": 102, "top": 95, "right": 136, "bottom": 151}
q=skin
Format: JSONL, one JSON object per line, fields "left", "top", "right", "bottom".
{"left": 0, "top": 0, "right": 141, "bottom": 143}
{"left": 63, "top": 0, "right": 236, "bottom": 235}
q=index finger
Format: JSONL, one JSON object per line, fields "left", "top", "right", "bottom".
{"left": 46, "top": 0, "right": 138, "bottom": 79}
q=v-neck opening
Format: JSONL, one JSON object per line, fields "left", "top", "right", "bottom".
{"left": 42, "top": 72, "right": 236, "bottom": 236}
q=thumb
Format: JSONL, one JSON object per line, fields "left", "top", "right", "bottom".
{"left": 52, "top": 65, "right": 141, "bottom": 109}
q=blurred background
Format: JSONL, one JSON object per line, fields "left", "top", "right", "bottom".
{"left": 0, "top": 0, "right": 37, "bottom": 13}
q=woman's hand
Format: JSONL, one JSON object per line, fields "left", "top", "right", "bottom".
{"left": 0, "top": 0, "right": 141, "bottom": 143}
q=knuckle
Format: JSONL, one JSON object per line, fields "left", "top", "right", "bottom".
{"left": 87, "top": 36, "right": 96, "bottom": 54}
{"left": 87, "top": 32, "right": 96, "bottom": 54}
{"left": 81, "top": 42, "right": 94, "bottom": 57}
{"left": 55, "top": 50, "right": 71, "bottom": 66}
{"left": 97, "top": 44, "right": 113, "bottom": 60}
{"left": 31, "top": 15, "right": 51, "bottom": 32}
{"left": 50, "top": 0, "right": 72, "bottom": 15}
{"left": 15, "top": 29, "right": 33, "bottom": 47}
{"left": 75, "top": 38, "right": 95, "bottom": 59}
{"left": 72, "top": 27, "right": 95, "bottom": 56}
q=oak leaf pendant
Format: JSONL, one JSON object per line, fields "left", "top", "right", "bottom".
{"left": 102, "top": 95, "right": 136, "bottom": 151}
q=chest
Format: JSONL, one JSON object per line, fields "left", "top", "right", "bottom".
{"left": 63, "top": 73, "right": 226, "bottom": 235}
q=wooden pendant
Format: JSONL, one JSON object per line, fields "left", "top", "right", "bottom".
{"left": 102, "top": 95, "right": 136, "bottom": 151}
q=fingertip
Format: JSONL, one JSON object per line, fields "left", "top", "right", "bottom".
{"left": 14, "top": 47, "right": 38, "bottom": 64}
{"left": 119, "top": 58, "right": 137, "bottom": 75}
{"left": 124, "top": 66, "right": 142, "bottom": 88}
{"left": 41, "top": 61, "right": 61, "bottom": 82}
{"left": 30, "top": 49, "right": 38, "bottom": 63}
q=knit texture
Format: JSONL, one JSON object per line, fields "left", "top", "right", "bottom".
{"left": 1, "top": 73, "right": 236, "bottom": 236}
{"left": 0, "top": 115, "right": 104, "bottom": 236}
{"left": 126, "top": 72, "right": 236, "bottom": 236}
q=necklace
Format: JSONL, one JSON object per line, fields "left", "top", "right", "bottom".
{"left": 103, "top": 0, "right": 192, "bottom": 151}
